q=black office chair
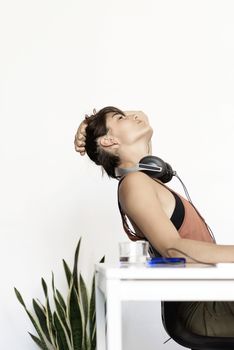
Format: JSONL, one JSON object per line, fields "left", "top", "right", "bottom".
{"left": 161, "top": 301, "right": 234, "bottom": 350}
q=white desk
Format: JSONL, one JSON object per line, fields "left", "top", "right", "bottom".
{"left": 95, "top": 263, "right": 234, "bottom": 350}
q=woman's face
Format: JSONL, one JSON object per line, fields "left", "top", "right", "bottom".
{"left": 105, "top": 110, "right": 152, "bottom": 146}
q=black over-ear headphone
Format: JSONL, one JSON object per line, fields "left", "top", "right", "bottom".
{"left": 115, "top": 155, "right": 176, "bottom": 183}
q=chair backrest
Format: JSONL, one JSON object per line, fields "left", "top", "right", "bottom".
{"left": 161, "top": 301, "right": 234, "bottom": 350}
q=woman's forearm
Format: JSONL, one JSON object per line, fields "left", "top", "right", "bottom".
{"left": 165, "top": 238, "right": 234, "bottom": 264}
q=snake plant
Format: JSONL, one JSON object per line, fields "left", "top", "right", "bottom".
{"left": 14, "top": 238, "right": 104, "bottom": 350}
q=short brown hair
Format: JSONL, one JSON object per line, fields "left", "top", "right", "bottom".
{"left": 85, "top": 106, "right": 125, "bottom": 178}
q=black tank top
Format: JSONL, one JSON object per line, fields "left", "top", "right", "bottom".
{"left": 170, "top": 191, "right": 185, "bottom": 230}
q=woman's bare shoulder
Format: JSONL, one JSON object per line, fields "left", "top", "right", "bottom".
{"left": 119, "top": 171, "right": 160, "bottom": 195}
{"left": 118, "top": 172, "right": 161, "bottom": 210}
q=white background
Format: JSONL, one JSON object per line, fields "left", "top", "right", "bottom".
{"left": 0, "top": 0, "right": 234, "bottom": 349}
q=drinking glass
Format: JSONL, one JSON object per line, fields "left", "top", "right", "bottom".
{"left": 119, "top": 241, "right": 149, "bottom": 265}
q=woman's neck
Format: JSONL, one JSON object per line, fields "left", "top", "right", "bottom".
{"left": 118, "top": 143, "right": 151, "bottom": 169}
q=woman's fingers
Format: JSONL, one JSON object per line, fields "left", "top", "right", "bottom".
{"left": 74, "top": 143, "right": 86, "bottom": 153}
{"left": 74, "top": 119, "right": 88, "bottom": 154}
{"left": 79, "top": 123, "right": 87, "bottom": 134}
{"left": 74, "top": 137, "right": 86, "bottom": 150}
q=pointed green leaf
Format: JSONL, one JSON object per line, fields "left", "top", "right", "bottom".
{"left": 79, "top": 273, "right": 89, "bottom": 350}
{"left": 41, "top": 278, "right": 57, "bottom": 348}
{"left": 53, "top": 312, "right": 71, "bottom": 350}
{"left": 84, "top": 331, "right": 91, "bottom": 350}
{"left": 28, "top": 332, "right": 45, "bottom": 350}
{"left": 56, "top": 289, "right": 67, "bottom": 313}
{"left": 41, "top": 278, "right": 48, "bottom": 298}
{"left": 91, "top": 328, "right": 96, "bottom": 350}
{"left": 89, "top": 274, "right": 96, "bottom": 350}
{"left": 73, "top": 238, "right": 82, "bottom": 295}
{"left": 51, "top": 273, "right": 71, "bottom": 341}
{"left": 52, "top": 272, "right": 55, "bottom": 294}
{"left": 54, "top": 295, "right": 71, "bottom": 341}
{"left": 63, "top": 259, "right": 72, "bottom": 287}
{"left": 14, "top": 288, "right": 26, "bottom": 307}
{"left": 14, "top": 288, "right": 50, "bottom": 349}
{"left": 25, "top": 310, "right": 50, "bottom": 350}
{"left": 36, "top": 298, "right": 46, "bottom": 313}
{"left": 68, "top": 282, "right": 83, "bottom": 350}
{"left": 41, "top": 279, "right": 52, "bottom": 325}
{"left": 33, "top": 299, "right": 52, "bottom": 344}
{"left": 79, "top": 273, "right": 89, "bottom": 328}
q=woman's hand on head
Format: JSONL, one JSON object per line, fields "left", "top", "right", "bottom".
{"left": 74, "top": 117, "right": 88, "bottom": 155}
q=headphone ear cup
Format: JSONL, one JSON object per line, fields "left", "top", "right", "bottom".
{"left": 160, "top": 162, "right": 174, "bottom": 183}
{"left": 139, "top": 156, "right": 174, "bottom": 183}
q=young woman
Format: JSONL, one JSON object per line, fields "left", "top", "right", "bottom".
{"left": 74, "top": 106, "right": 234, "bottom": 338}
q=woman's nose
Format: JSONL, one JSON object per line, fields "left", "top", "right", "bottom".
{"left": 126, "top": 113, "right": 139, "bottom": 120}
{"left": 134, "top": 114, "right": 140, "bottom": 121}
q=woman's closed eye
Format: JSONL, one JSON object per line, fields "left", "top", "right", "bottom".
{"left": 118, "top": 114, "right": 127, "bottom": 120}
{"left": 112, "top": 112, "right": 126, "bottom": 120}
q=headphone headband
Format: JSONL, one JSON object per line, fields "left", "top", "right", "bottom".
{"left": 115, "top": 163, "right": 163, "bottom": 178}
{"left": 115, "top": 155, "right": 176, "bottom": 183}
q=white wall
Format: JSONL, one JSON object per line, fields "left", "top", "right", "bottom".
{"left": 0, "top": 0, "right": 234, "bottom": 349}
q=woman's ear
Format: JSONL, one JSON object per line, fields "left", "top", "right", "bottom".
{"left": 99, "top": 135, "right": 119, "bottom": 148}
